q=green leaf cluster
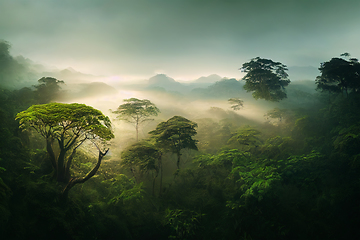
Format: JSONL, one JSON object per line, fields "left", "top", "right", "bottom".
{"left": 241, "top": 57, "right": 290, "bottom": 101}
{"left": 112, "top": 98, "right": 160, "bottom": 123}
{"left": 16, "top": 102, "right": 114, "bottom": 141}
{"left": 149, "top": 116, "right": 198, "bottom": 155}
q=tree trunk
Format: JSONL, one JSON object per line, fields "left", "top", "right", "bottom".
{"left": 46, "top": 138, "right": 57, "bottom": 171}
{"left": 64, "top": 148, "right": 77, "bottom": 182}
{"left": 159, "top": 153, "right": 163, "bottom": 196}
{"left": 61, "top": 149, "right": 109, "bottom": 201}
{"left": 152, "top": 174, "right": 157, "bottom": 197}
{"left": 136, "top": 122, "right": 139, "bottom": 142}
{"left": 56, "top": 149, "right": 67, "bottom": 183}
{"left": 176, "top": 152, "right": 181, "bottom": 169}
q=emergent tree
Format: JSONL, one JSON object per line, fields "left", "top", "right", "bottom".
{"left": 149, "top": 116, "right": 198, "bottom": 169}
{"left": 33, "top": 77, "right": 65, "bottom": 104}
{"left": 240, "top": 57, "right": 290, "bottom": 101}
{"left": 111, "top": 98, "right": 160, "bottom": 142}
{"left": 316, "top": 53, "right": 360, "bottom": 97}
{"left": 16, "top": 103, "right": 114, "bottom": 199}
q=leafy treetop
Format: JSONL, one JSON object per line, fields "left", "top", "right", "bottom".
{"left": 316, "top": 53, "right": 360, "bottom": 96}
{"left": 121, "top": 141, "right": 159, "bottom": 175}
{"left": 240, "top": 57, "right": 290, "bottom": 101}
{"left": 112, "top": 98, "right": 160, "bottom": 141}
{"left": 149, "top": 116, "right": 198, "bottom": 169}
{"left": 34, "top": 77, "right": 65, "bottom": 104}
{"left": 16, "top": 102, "right": 113, "bottom": 146}
{"left": 112, "top": 98, "right": 160, "bottom": 122}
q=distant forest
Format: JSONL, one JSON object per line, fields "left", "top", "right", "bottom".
{"left": 1, "top": 40, "right": 360, "bottom": 240}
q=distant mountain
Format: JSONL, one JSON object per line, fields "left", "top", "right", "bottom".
{"left": 190, "top": 78, "right": 249, "bottom": 99}
{"left": 288, "top": 66, "right": 319, "bottom": 81}
{"left": 148, "top": 74, "right": 177, "bottom": 85}
{"left": 194, "top": 74, "right": 222, "bottom": 83}
{"left": 147, "top": 74, "right": 186, "bottom": 92}
{"left": 61, "top": 82, "right": 118, "bottom": 100}
{"left": 42, "top": 68, "right": 100, "bottom": 83}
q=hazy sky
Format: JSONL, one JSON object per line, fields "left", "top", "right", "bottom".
{"left": 1, "top": 0, "right": 360, "bottom": 80}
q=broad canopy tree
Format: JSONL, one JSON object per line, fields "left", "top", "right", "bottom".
{"left": 149, "top": 116, "right": 198, "bottom": 169}
{"left": 240, "top": 57, "right": 290, "bottom": 101}
{"left": 316, "top": 53, "right": 360, "bottom": 96}
{"left": 111, "top": 98, "right": 160, "bottom": 142}
{"left": 16, "top": 102, "right": 114, "bottom": 199}
{"left": 34, "top": 77, "right": 64, "bottom": 104}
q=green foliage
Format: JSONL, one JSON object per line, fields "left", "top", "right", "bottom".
{"left": 112, "top": 98, "right": 160, "bottom": 120}
{"left": 260, "top": 136, "right": 298, "bottom": 159}
{"left": 241, "top": 57, "right": 290, "bottom": 101}
{"left": 149, "top": 116, "right": 198, "bottom": 169}
{"left": 280, "top": 151, "right": 324, "bottom": 182}
{"left": 70, "top": 151, "right": 97, "bottom": 177}
{"left": 106, "top": 174, "right": 145, "bottom": 205}
{"left": 111, "top": 98, "right": 160, "bottom": 141}
{"left": 264, "top": 108, "right": 289, "bottom": 124}
{"left": 121, "top": 141, "right": 160, "bottom": 182}
{"left": 316, "top": 53, "right": 360, "bottom": 95}
{"left": 333, "top": 123, "right": 360, "bottom": 155}
{"left": 15, "top": 102, "right": 114, "bottom": 199}
{"left": 149, "top": 116, "right": 198, "bottom": 149}
{"left": 165, "top": 209, "right": 204, "bottom": 240}
{"left": 33, "top": 77, "right": 65, "bottom": 104}
{"left": 228, "top": 125, "right": 262, "bottom": 151}
{"left": 228, "top": 159, "right": 279, "bottom": 207}
{"left": 16, "top": 102, "right": 113, "bottom": 141}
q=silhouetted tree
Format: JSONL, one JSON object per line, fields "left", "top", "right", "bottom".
{"left": 149, "top": 116, "right": 198, "bottom": 169}
{"left": 316, "top": 53, "right": 360, "bottom": 97}
{"left": 240, "top": 57, "right": 290, "bottom": 101}
{"left": 111, "top": 98, "right": 160, "bottom": 142}
{"left": 33, "top": 77, "right": 64, "bottom": 104}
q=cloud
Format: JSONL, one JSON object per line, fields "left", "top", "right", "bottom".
{"left": 1, "top": 0, "right": 360, "bottom": 78}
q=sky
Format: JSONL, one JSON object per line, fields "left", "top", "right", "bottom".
{"left": 1, "top": 0, "right": 360, "bottom": 80}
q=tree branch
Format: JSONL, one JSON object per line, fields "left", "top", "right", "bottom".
{"left": 61, "top": 148, "right": 109, "bottom": 200}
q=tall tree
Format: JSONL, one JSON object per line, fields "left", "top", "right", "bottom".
{"left": 111, "top": 98, "right": 160, "bottom": 142}
{"left": 149, "top": 116, "right": 198, "bottom": 169}
{"left": 33, "top": 77, "right": 64, "bottom": 104}
{"left": 240, "top": 57, "right": 290, "bottom": 101}
{"left": 121, "top": 141, "right": 161, "bottom": 196}
{"left": 316, "top": 53, "right": 360, "bottom": 97}
{"left": 16, "top": 103, "right": 114, "bottom": 199}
